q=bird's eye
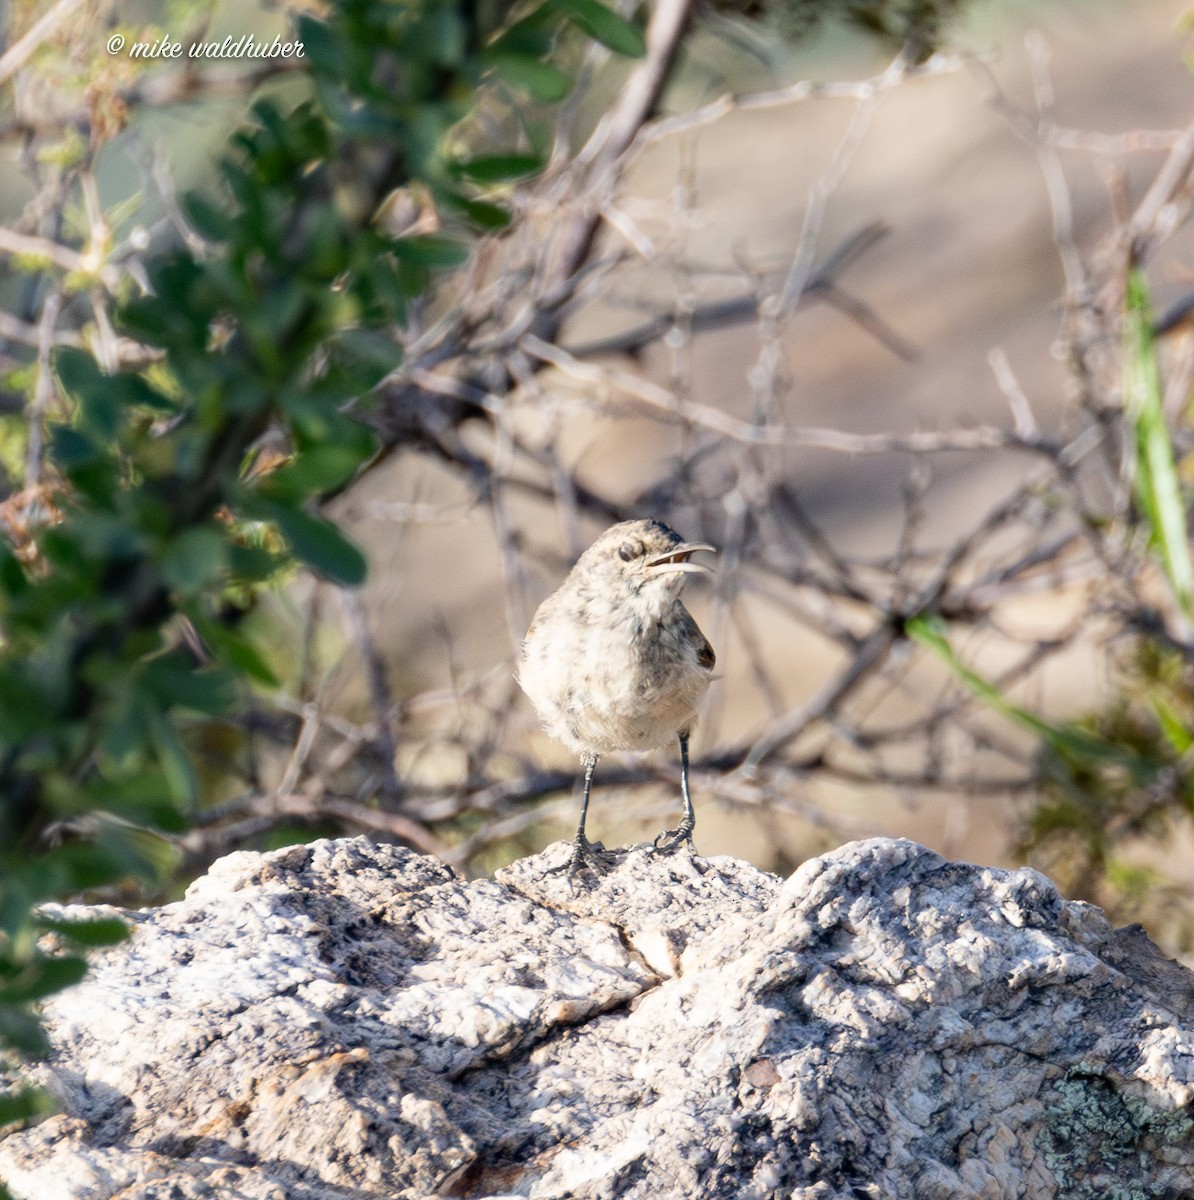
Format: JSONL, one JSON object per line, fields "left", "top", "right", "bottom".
{"left": 618, "top": 542, "right": 639, "bottom": 562}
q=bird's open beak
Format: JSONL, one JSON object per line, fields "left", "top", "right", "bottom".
{"left": 646, "top": 542, "right": 716, "bottom": 575}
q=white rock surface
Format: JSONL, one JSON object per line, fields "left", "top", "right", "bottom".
{"left": 2, "top": 836, "right": 1194, "bottom": 1199}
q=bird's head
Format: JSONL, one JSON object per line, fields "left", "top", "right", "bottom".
{"left": 575, "top": 518, "right": 715, "bottom": 599}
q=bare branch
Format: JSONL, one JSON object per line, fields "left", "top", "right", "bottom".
{"left": 0, "top": 0, "right": 86, "bottom": 88}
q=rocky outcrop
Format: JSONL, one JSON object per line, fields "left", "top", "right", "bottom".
{"left": 2, "top": 835, "right": 1194, "bottom": 1199}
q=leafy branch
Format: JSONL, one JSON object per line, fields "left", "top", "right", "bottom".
{"left": 0, "top": 0, "right": 646, "bottom": 1137}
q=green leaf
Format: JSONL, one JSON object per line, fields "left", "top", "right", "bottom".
{"left": 438, "top": 190, "right": 512, "bottom": 230}
{"left": 280, "top": 400, "right": 377, "bottom": 455}
{"left": 201, "top": 622, "right": 279, "bottom": 688}
{"left": 484, "top": 51, "right": 573, "bottom": 102}
{"left": 120, "top": 254, "right": 220, "bottom": 352}
{"left": 326, "top": 329, "right": 404, "bottom": 388}
{"left": 296, "top": 16, "right": 345, "bottom": 77}
{"left": 0, "top": 545, "right": 29, "bottom": 596}
{"left": 30, "top": 843, "right": 125, "bottom": 898}
{"left": 182, "top": 192, "right": 233, "bottom": 242}
{"left": 253, "top": 498, "right": 368, "bottom": 586}
{"left": 142, "top": 704, "right": 197, "bottom": 808}
{"left": 81, "top": 770, "right": 188, "bottom": 832}
{"left": 0, "top": 955, "right": 88, "bottom": 1005}
{"left": 228, "top": 544, "right": 284, "bottom": 584}
{"left": 260, "top": 447, "right": 363, "bottom": 502}
{"left": 421, "top": 5, "right": 467, "bottom": 65}
{"left": 56, "top": 349, "right": 174, "bottom": 435}
{"left": 160, "top": 527, "right": 229, "bottom": 594}
{"left": 0, "top": 1004, "right": 50, "bottom": 1059}
{"left": 48, "top": 425, "right": 100, "bottom": 471}
{"left": 93, "top": 819, "right": 182, "bottom": 886}
{"left": 32, "top": 915, "right": 129, "bottom": 948}
{"left": 449, "top": 154, "right": 543, "bottom": 183}
{"left": 55, "top": 348, "right": 118, "bottom": 437}
{"left": 486, "top": 5, "right": 556, "bottom": 54}
{"left": 549, "top": 0, "right": 646, "bottom": 57}
{"left": 390, "top": 235, "right": 470, "bottom": 268}
{"left": 64, "top": 512, "right": 144, "bottom": 561}
{"left": 0, "top": 1085, "right": 55, "bottom": 1128}
{"left": 140, "top": 654, "right": 235, "bottom": 716}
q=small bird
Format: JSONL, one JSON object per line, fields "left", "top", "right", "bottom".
{"left": 519, "top": 518, "right": 716, "bottom": 874}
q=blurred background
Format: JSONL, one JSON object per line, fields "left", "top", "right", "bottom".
{"left": 6, "top": 0, "right": 1194, "bottom": 959}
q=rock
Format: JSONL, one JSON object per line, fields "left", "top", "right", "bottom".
{"left": 2, "top": 835, "right": 1194, "bottom": 1199}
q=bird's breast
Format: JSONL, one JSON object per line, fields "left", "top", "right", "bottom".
{"left": 519, "top": 597, "right": 712, "bottom": 755}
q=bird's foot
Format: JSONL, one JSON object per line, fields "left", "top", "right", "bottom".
{"left": 549, "top": 834, "right": 614, "bottom": 879}
{"left": 652, "top": 822, "right": 696, "bottom": 856}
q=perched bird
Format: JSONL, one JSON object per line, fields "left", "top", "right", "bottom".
{"left": 519, "top": 518, "right": 716, "bottom": 874}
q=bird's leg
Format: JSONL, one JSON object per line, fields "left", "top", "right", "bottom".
{"left": 551, "top": 751, "right": 611, "bottom": 876}
{"left": 653, "top": 731, "right": 697, "bottom": 854}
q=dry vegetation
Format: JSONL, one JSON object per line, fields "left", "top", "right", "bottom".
{"left": 5, "top": 0, "right": 1194, "bottom": 953}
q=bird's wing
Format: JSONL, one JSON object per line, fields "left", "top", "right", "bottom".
{"left": 697, "top": 630, "right": 716, "bottom": 672}
{"left": 677, "top": 606, "right": 715, "bottom": 671}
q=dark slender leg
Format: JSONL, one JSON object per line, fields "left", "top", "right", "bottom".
{"left": 550, "top": 751, "right": 609, "bottom": 876}
{"left": 653, "top": 731, "right": 697, "bottom": 853}
{"left": 573, "top": 751, "right": 598, "bottom": 846}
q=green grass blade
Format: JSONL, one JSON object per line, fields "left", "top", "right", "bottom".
{"left": 907, "top": 614, "right": 1142, "bottom": 768}
{"left": 1124, "top": 270, "right": 1194, "bottom": 618}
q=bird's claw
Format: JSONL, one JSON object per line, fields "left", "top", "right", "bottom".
{"left": 652, "top": 824, "right": 696, "bottom": 855}
{"left": 549, "top": 835, "right": 613, "bottom": 879}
